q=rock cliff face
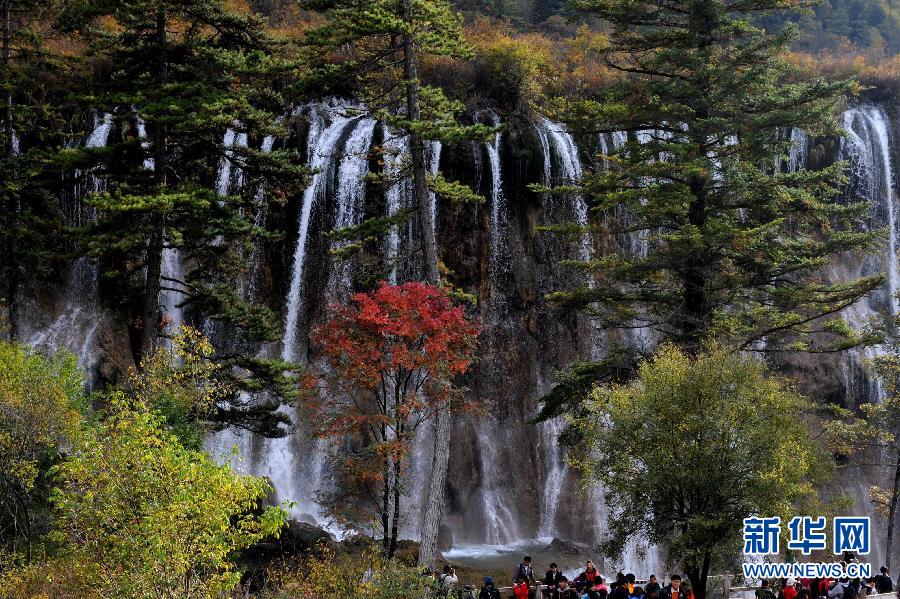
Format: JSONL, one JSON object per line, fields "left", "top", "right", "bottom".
{"left": 18, "top": 97, "right": 900, "bottom": 570}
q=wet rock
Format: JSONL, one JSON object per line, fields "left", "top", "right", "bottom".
{"left": 438, "top": 523, "right": 454, "bottom": 552}
{"left": 239, "top": 520, "right": 335, "bottom": 592}
{"left": 94, "top": 316, "right": 134, "bottom": 386}
{"left": 550, "top": 537, "right": 583, "bottom": 556}
{"left": 278, "top": 520, "right": 335, "bottom": 554}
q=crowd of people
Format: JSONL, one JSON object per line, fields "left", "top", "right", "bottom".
{"left": 755, "top": 566, "right": 896, "bottom": 599}
{"left": 435, "top": 557, "right": 898, "bottom": 599}
{"left": 437, "top": 555, "right": 694, "bottom": 599}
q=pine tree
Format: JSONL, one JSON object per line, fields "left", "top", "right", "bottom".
{"left": 302, "top": 0, "right": 490, "bottom": 565}
{"left": 543, "top": 0, "right": 881, "bottom": 374}
{"left": 0, "top": 1, "right": 77, "bottom": 339}
{"left": 539, "top": 0, "right": 885, "bottom": 585}
{"left": 59, "top": 0, "right": 308, "bottom": 435}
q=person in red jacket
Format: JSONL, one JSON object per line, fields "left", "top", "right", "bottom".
{"left": 515, "top": 578, "right": 531, "bottom": 599}
{"left": 783, "top": 578, "right": 799, "bottom": 599}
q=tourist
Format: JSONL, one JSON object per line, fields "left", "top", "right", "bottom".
{"left": 827, "top": 578, "right": 848, "bottom": 599}
{"left": 583, "top": 579, "right": 605, "bottom": 599}
{"left": 783, "top": 578, "right": 799, "bottom": 599}
{"left": 813, "top": 578, "right": 833, "bottom": 599}
{"left": 862, "top": 578, "right": 875, "bottom": 598}
{"left": 610, "top": 574, "right": 630, "bottom": 599}
{"left": 876, "top": 568, "right": 894, "bottom": 594}
{"left": 627, "top": 573, "right": 645, "bottom": 598}
{"left": 660, "top": 575, "right": 685, "bottom": 599}
{"left": 515, "top": 556, "right": 536, "bottom": 585}
{"left": 645, "top": 575, "right": 661, "bottom": 598}
{"left": 758, "top": 580, "right": 777, "bottom": 599}
{"left": 554, "top": 577, "right": 580, "bottom": 599}
{"left": 441, "top": 565, "right": 459, "bottom": 596}
{"left": 480, "top": 577, "right": 502, "bottom": 599}
{"left": 546, "top": 563, "right": 565, "bottom": 598}
{"left": 579, "top": 561, "right": 602, "bottom": 586}
{"left": 515, "top": 578, "right": 531, "bottom": 599}
{"left": 682, "top": 577, "right": 694, "bottom": 599}
{"left": 588, "top": 578, "right": 610, "bottom": 599}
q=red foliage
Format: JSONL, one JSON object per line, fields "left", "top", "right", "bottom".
{"left": 310, "top": 281, "right": 479, "bottom": 438}
{"left": 307, "top": 282, "right": 478, "bottom": 539}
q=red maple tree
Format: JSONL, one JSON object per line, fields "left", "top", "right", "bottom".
{"left": 310, "top": 282, "right": 479, "bottom": 556}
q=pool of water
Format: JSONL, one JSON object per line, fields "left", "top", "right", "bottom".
{"left": 444, "top": 537, "right": 596, "bottom": 582}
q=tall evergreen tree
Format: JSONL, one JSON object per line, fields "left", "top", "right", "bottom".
{"left": 59, "top": 0, "right": 308, "bottom": 435}
{"left": 541, "top": 0, "right": 881, "bottom": 410}
{"left": 0, "top": 1, "right": 76, "bottom": 339}
{"left": 301, "top": 0, "right": 489, "bottom": 565}
{"left": 539, "top": 0, "right": 885, "bottom": 585}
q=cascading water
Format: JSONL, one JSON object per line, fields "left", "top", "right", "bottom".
{"left": 134, "top": 112, "right": 155, "bottom": 170}
{"left": 236, "top": 102, "right": 359, "bottom": 530}
{"left": 384, "top": 129, "right": 411, "bottom": 285}
{"left": 843, "top": 106, "right": 899, "bottom": 318}
{"left": 327, "top": 117, "right": 376, "bottom": 297}
{"left": 216, "top": 128, "right": 249, "bottom": 197}
{"left": 484, "top": 110, "right": 508, "bottom": 318}
{"left": 23, "top": 112, "right": 113, "bottom": 381}
{"left": 34, "top": 99, "right": 900, "bottom": 570}
{"left": 282, "top": 101, "right": 356, "bottom": 363}
{"left": 536, "top": 117, "right": 591, "bottom": 263}
{"left": 429, "top": 140, "right": 442, "bottom": 230}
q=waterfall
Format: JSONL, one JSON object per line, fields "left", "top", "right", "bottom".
{"left": 159, "top": 246, "right": 185, "bottom": 341}
{"left": 536, "top": 117, "right": 590, "bottom": 263}
{"left": 23, "top": 112, "right": 113, "bottom": 381}
{"left": 328, "top": 117, "right": 377, "bottom": 297}
{"left": 534, "top": 116, "right": 599, "bottom": 538}
{"left": 537, "top": 416, "right": 569, "bottom": 538}
{"left": 824, "top": 105, "right": 900, "bottom": 565}
{"left": 134, "top": 112, "right": 155, "bottom": 170}
{"left": 385, "top": 129, "right": 410, "bottom": 285}
{"left": 429, "top": 140, "right": 442, "bottom": 231}
{"left": 216, "top": 128, "right": 248, "bottom": 197}
{"left": 843, "top": 106, "right": 899, "bottom": 317}
{"left": 788, "top": 128, "right": 808, "bottom": 173}
{"left": 477, "top": 416, "right": 522, "bottom": 544}
{"left": 282, "top": 102, "right": 356, "bottom": 363}
{"left": 484, "top": 111, "right": 507, "bottom": 316}
{"left": 34, "top": 99, "right": 900, "bottom": 569}
{"left": 236, "top": 101, "right": 359, "bottom": 531}
{"left": 70, "top": 111, "right": 113, "bottom": 223}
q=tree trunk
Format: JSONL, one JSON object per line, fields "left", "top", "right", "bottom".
{"left": 2, "top": 0, "right": 19, "bottom": 340}
{"left": 418, "top": 406, "right": 450, "bottom": 570}
{"left": 383, "top": 421, "right": 391, "bottom": 556}
{"left": 401, "top": 0, "right": 449, "bottom": 572}
{"left": 686, "top": 549, "right": 712, "bottom": 599}
{"left": 886, "top": 450, "right": 900, "bottom": 570}
{"left": 401, "top": 8, "right": 438, "bottom": 287}
{"left": 390, "top": 445, "right": 402, "bottom": 558}
{"left": 138, "top": 7, "right": 167, "bottom": 363}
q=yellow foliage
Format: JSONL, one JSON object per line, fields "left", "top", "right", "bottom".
{"left": 263, "top": 545, "right": 428, "bottom": 599}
